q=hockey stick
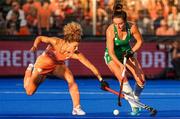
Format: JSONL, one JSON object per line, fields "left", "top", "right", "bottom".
{"left": 105, "top": 86, "right": 157, "bottom": 116}
{"left": 118, "top": 57, "right": 127, "bottom": 106}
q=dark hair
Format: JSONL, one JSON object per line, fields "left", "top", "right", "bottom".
{"left": 112, "top": 3, "right": 127, "bottom": 21}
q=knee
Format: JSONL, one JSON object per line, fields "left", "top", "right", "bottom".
{"left": 68, "top": 81, "right": 78, "bottom": 90}
{"left": 68, "top": 81, "right": 76, "bottom": 87}
{"left": 135, "top": 72, "right": 146, "bottom": 87}
{"left": 114, "top": 72, "right": 127, "bottom": 83}
{"left": 118, "top": 77, "right": 128, "bottom": 84}
{"left": 141, "top": 74, "right": 146, "bottom": 87}
{"left": 66, "top": 75, "right": 76, "bottom": 87}
{"left": 137, "top": 79, "right": 146, "bottom": 88}
{"left": 25, "top": 88, "right": 35, "bottom": 96}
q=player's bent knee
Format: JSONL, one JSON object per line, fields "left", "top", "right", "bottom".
{"left": 68, "top": 82, "right": 78, "bottom": 90}
{"left": 135, "top": 73, "right": 146, "bottom": 88}
{"left": 25, "top": 88, "right": 35, "bottom": 96}
{"left": 142, "top": 80, "right": 146, "bottom": 87}
{"left": 137, "top": 80, "right": 146, "bottom": 88}
{"left": 69, "top": 82, "right": 77, "bottom": 88}
{"left": 26, "top": 91, "right": 34, "bottom": 96}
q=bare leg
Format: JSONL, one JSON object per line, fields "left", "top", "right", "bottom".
{"left": 53, "top": 65, "right": 80, "bottom": 107}
{"left": 107, "top": 61, "right": 135, "bottom": 94}
{"left": 53, "top": 65, "right": 85, "bottom": 115}
{"left": 24, "top": 64, "right": 33, "bottom": 89}
{"left": 68, "top": 81, "right": 80, "bottom": 107}
{"left": 126, "top": 57, "right": 146, "bottom": 98}
{"left": 107, "top": 61, "right": 139, "bottom": 114}
{"left": 24, "top": 66, "right": 46, "bottom": 96}
{"left": 126, "top": 57, "right": 146, "bottom": 115}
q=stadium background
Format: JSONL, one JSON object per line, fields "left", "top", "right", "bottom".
{"left": 0, "top": 0, "right": 179, "bottom": 79}
{"left": 0, "top": 36, "right": 178, "bottom": 79}
{"left": 0, "top": 0, "right": 180, "bottom": 118}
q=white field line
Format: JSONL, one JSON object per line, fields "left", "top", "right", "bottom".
{"left": 0, "top": 116, "right": 179, "bottom": 119}
{"left": 0, "top": 91, "right": 180, "bottom": 96}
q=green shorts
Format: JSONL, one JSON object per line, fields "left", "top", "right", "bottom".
{"left": 104, "top": 49, "right": 124, "bottom": 64}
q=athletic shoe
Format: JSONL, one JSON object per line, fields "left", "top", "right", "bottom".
{"left": 132, "top": 92, "right": 142, "bottom": 113}
{"left": 130, "top": 107, "right": 141, "bottom": 116}
{"left": 72, "top": 105, "right": 86, "bottom": 115}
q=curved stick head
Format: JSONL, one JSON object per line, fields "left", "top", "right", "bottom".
{"left": 150, "top": 109, "right": 157, "bottom": 116}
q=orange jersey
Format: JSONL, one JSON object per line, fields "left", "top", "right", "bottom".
{"left": 34, "top": 45, "right": 70, "bottom": 75}
{"left": 37, "top": 7, "right": 51, "bottom": 28}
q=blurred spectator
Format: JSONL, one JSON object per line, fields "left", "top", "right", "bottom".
{"left": 22, "top": 0, "right": 41, "bottom": 34}
{"left": 49, "top": 0, "right": 60, "bottom": 14}
{"left": 140, "top": 0, "right": 151, "bottom": 9}
{"left": 126, "top": 2, "right": 139, "bottom": 22}
{"left": 162, "top": 0, "right": 170, "bottom": 19}
{"left": 171, "top": 41, "right": 180, "bottom": 79}
{"left": 177, "top": 0, "right": 180, "bottom": 10}
{"left": 156, "top": 18, "right": 177, "bottom": 36}
{"left": 167, "top": 5, "right": 180, "bottom": 34}
{"left": 96, "top": 2, "right": 108, "bottom": 35}
{"left": 153, "top": 10, "right": 164, "bottom": 32}
{"left": 107, "top": 0, "right": 115, "bottom": 11}
{"left": 51, "top": 0, "right": 65, "bottom": 35}
{"left": 1, "top": 0, "right": 12, "bottom": 19}
{"left": 74, "top": 0, "right": 84, "bottom": 22}
{"left": 137, "top": 9, "right": 153, "bottom": 34}
{"left": 148, "top": 0, "right": 164, "bottom": 21}
{"left": 6, "top": 10, "right": 18, "bottom": 35}
{"left": 63, "top": 0, "right": 77, "bottom": 24}
{"left": 170, "top": 0, "right": 180, "bottom": 9}
{"left": 0, "top": 0, "right": 180, "bottom": 35}
{"left": 84, "top": 0, "right": 92, "bottom": 18}
{"left": 6, "top": 1, "right": 30, "bottom": 35}
{"left": 37, "top": 1, "right": 51, "bottom": 35}
{"left": 81, "top": 15, "right": 92, "bottom": 35}
{"left": 0, "top": 12, "right": 7, "bottom": 35}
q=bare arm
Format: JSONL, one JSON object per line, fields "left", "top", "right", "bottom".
{"left": 71, "top": 51, "right": 103, "bottom": 81}
{"left": 30, "top": 36, "right": 57, "bottom": 51}
{"left": 131, "top": 24, "right": 143, "bottom": 52}
{"left": 106, "top": 25, "right": 122, "bottom": 66}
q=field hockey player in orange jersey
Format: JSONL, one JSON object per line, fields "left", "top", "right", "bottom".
{"left": 23, "top": 22, "right": 109, "bottom": 116}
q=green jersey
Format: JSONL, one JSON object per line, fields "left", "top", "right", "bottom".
{"left": 104, "top": 23, "right": 132, "bottom": 64}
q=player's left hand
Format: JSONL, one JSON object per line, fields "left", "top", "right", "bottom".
{"left": 30, "top": 46, "right": 37, "bottom": 52}
{"left": 100, "top": 80, "right": 109, "bottom": 91}
{"left": 125, "top": 50, "right": 134, "bottom": 59}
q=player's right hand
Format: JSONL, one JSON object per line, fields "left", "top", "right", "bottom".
{"left": 124, "top": 50, "right": 134, "bottom": 59}
{"left": 30, "top": 46, "right": 37, "bottom": 52}
{"left": 100, "top": 80, "right": 109, "bottom": 91}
